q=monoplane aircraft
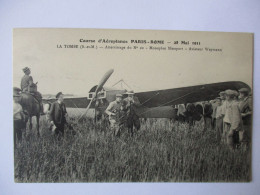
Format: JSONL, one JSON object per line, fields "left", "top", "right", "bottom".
{"left": 43, "top": 69, "right": 250, "bottom": 120}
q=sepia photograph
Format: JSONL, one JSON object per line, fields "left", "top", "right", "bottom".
{"left": 13, "top": 28, "right": 253, "bottom": 182}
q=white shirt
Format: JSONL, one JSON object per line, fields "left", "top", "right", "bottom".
{"left": 13, "top": 101, "right": 23, "bottom": 120}
{"left": 221, "top": 100, "right": 227, "bottom": 116}
{"left": 215, "top": 106, "right": 223, "bottom": 119}
{"left": 177, "top": 104, "right": 186, "bottom": 116}
{"left": 223, "top": 101, "right": 232, "bottom": 123}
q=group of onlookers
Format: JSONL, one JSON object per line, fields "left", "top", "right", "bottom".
{"left": 211, "top": 88, "right": 252, "bottom": 149}
{"left": 175, "top": 87, "right": 252, "bottom": 150}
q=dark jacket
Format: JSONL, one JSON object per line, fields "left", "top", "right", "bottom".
{"left": 204, "top": 103, "right": 213, "bottom": 118}
{"left": 122, "top": 96, "right": 141, "bottom": 114}
{"left": 239, "top": 96, "right": 253, "bottom": 125}
{"left": 49, "top": 101, "right": 67, "bottom": 125}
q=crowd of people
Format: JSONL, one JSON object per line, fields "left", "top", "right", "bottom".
{"left": 174, "top": 88, "right": 252, "bottom": 150}
{"left": 211, "top": 88, "right": 252, "bottom": 150}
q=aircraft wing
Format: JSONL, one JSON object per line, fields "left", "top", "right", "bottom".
{"left": 43, "top": 97, "right": 91, "bottom": 108}
{"left": 135, "top": 81, "right": 250, "bottom": 108}
{"left": 43, "top": 81, "right": 250, "bottom": 119}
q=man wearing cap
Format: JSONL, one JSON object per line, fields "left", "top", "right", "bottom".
{"left": 122, "top": 90, "right": 141, "bottom": 131}
{"left": 105, "top": 94, "right": 123, "bottom": 136}
{"left": 13, "top": 91, "right": 27, "bottom": 147}
{"left": 238, "top": 88, "right": 253, "bottom": 147}
{"left": 220, "top": 90, "right": 230, "bottom": 142}
{"left": 219, "top": 91, "right": 226, "bottom": 114}
{"left": 224, "top": 90, "right": 243, "bottom": 149}
{"left": 48, "top": 92, "right": 68, "bottom": 136}
{"left": 13, "top": 87, "right": 22, "bottom": 96}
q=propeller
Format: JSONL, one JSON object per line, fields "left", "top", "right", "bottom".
{"left": 78, "top": 69, "right": 114, "bottom": 120}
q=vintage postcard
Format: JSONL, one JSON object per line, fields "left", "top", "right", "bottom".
{"left": 13, "top": 28, "right": 253, "bottom": 182}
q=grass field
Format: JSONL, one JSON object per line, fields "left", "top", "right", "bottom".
{"left": 14, "top": 116, "right": 251, "bottom": 182}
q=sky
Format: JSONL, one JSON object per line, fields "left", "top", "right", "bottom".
{"left": 13, "top": 28, "right": 253, "bottom": 96}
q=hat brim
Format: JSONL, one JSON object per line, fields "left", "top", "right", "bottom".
{"left": 56, "top": 92, "right": 63, "bottom": 98}
{"left": 23, "top": 68, "right": 30, "bottom": 72}
{"left": 239, "top": 90, "right": 249, "bottom": 93}
{"left": 225, "top": 93, "right": 236, "bottom": 96}
{"left": 13, "top": 88, "right": 21, "bottom": 91}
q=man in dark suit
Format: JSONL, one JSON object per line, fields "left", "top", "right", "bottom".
{"left": 49, "top": 92, "right": 68, "bottom": 136}
{"left": 122, "top": 90, "right": 141, "bottom": 131}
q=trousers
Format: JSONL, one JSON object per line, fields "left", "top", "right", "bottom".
{"left": 227, "top": 129, "right": 240, "bottom": 149}
{"left": 216, "top": 118, "right": 223, "bottom": 142}
{"left": 239, "top": 124, "right": 251, "bottom": 145}
{"left": 14, "top": 119, "right": 26, "bottom": 147}
{"left": 55, "top": 123, "right": 65, "bottom": 136}
{"left": 109, "top": 119, "right": 121, "bottom": 136}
